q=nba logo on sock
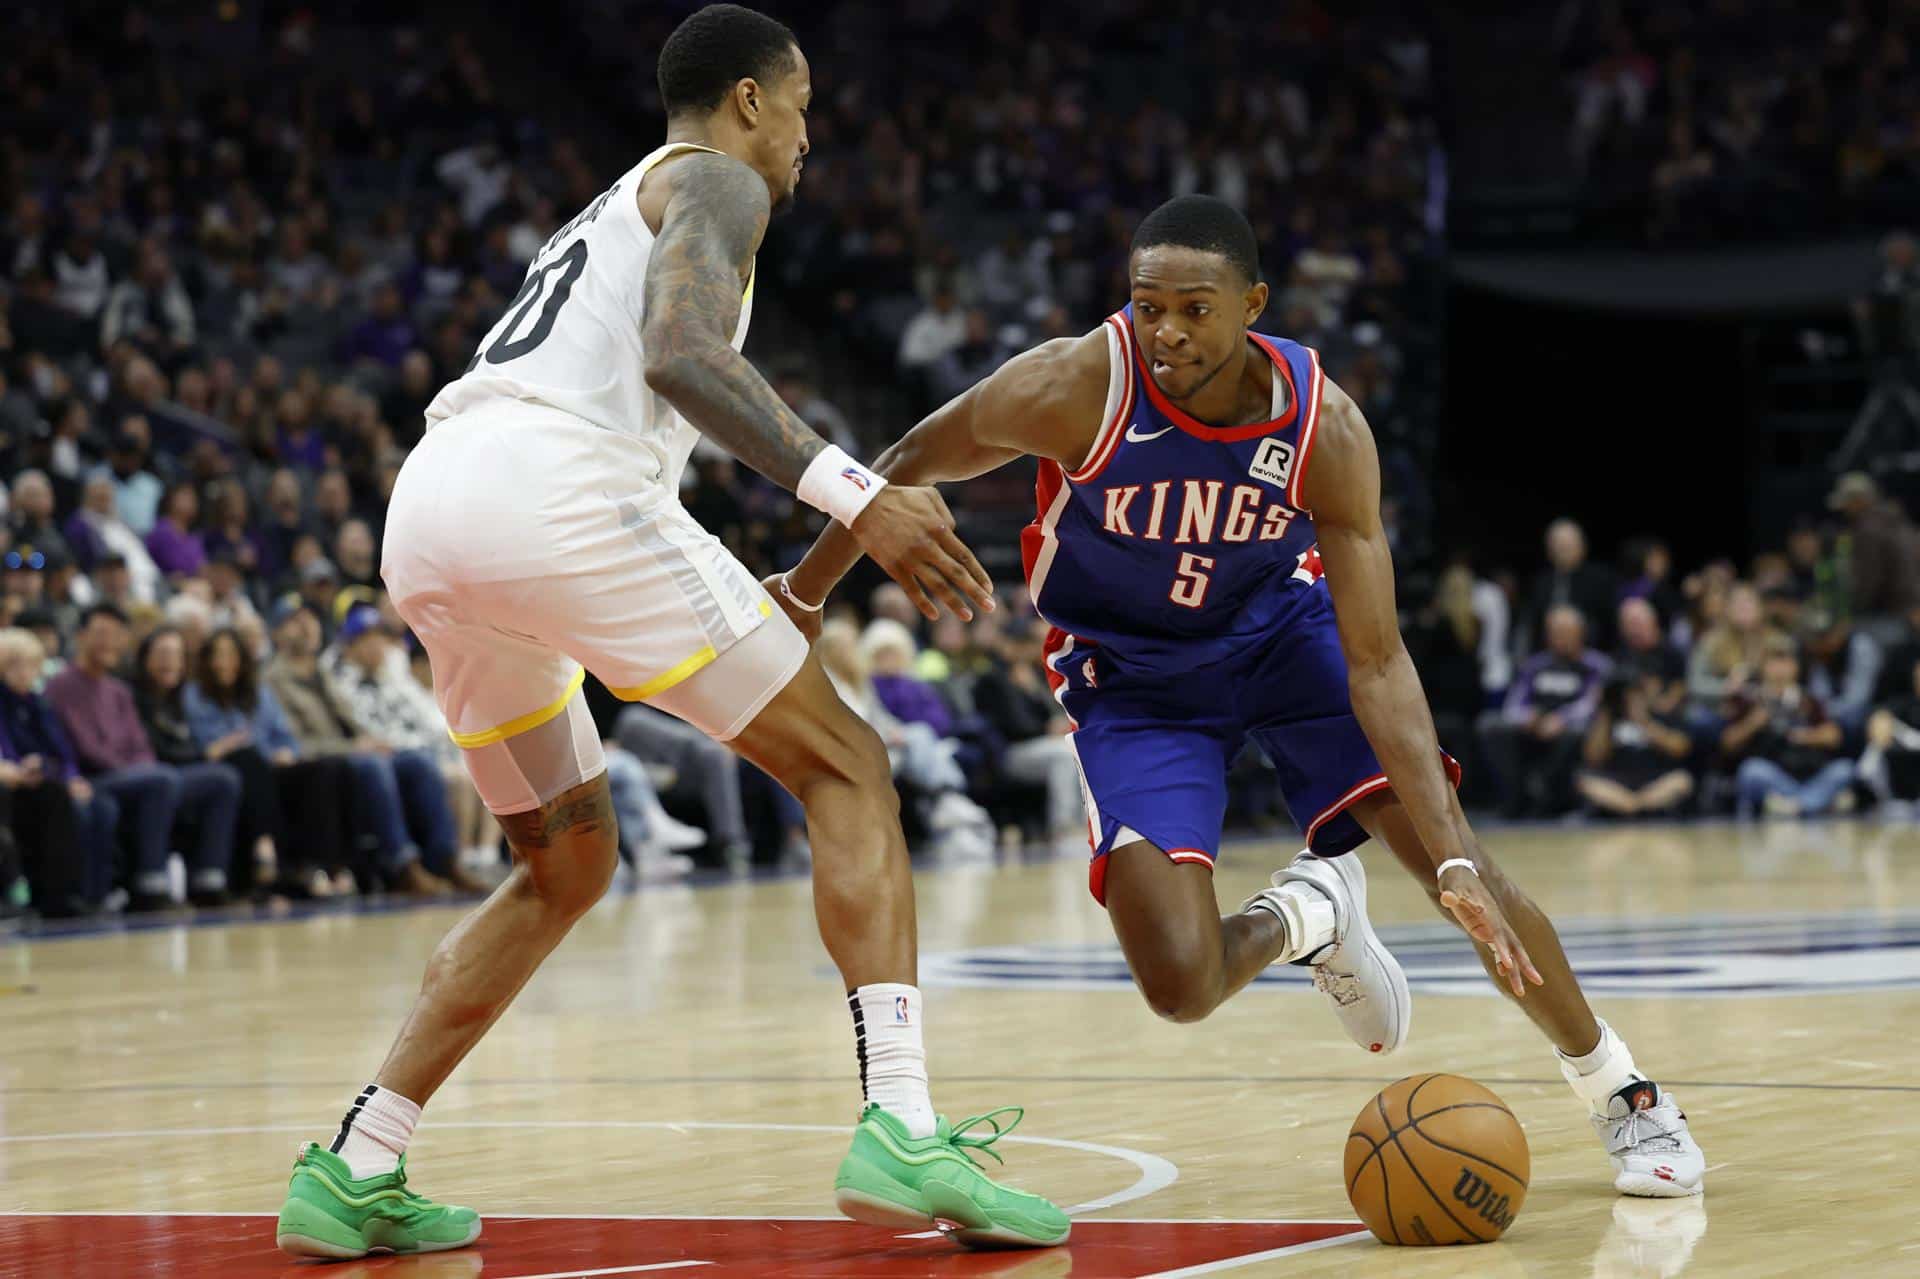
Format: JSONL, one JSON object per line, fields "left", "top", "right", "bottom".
{"left": 894, "top": 995, "right": 910, "bottom": 1024}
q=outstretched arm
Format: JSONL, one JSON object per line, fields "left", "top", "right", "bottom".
{"left": 641, "top": 152, "right": 990, "bottom": 617}
{"left": 784, "top": 331, "right": 1108, "bottom": 613}
{"left": 1306, "top": 379, "right": 1543, "bottom": 996}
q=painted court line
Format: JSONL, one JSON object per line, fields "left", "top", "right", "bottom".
{"left": 1138, "top": 1230, "right": 1370, "bottom": 1277}
{"left": 0, "top": 1120, "right": 1179, "bottom": 1216}
{"left": 493, "top": 1265, "right": 713, "bottom": 1279}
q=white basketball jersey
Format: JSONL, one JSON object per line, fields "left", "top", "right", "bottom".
{"left": 423, "top": 142, "right": 755, "bottom": 488}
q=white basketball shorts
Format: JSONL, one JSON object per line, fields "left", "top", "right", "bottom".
{"left": 381, "top": 404, "right": 807, "bottom": 812}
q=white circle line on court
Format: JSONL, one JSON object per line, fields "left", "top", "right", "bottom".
{"left": 0, "top": 1120, "right": 1178, "bottom": 1217}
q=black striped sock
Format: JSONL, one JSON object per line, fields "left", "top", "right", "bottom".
{"left": 847, "top": 991, "right": 870, "bottom": 1099}
{"left": 328, "top": 1084, "right": 379, "bottom": 1155}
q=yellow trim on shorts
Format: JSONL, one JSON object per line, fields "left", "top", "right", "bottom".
{"left": 448, "top": 668, "right": 587, "bottom": 749}
{"left": 607, "top": 600, "right": 775, "bottom": 703}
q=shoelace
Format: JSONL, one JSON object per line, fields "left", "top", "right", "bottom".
{"left": 944, "top": 1106, "right": 1025, "bottom": 1168}
{"left": 1601, "top": 1103, "right": 1685, "bottom": 1157}
{"left": 1312, "top": 967, "right": 1365, "bottom": 1007}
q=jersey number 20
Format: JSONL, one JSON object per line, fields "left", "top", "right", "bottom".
{"left": 481, "top": 240, "right": 590, "bottom": 365}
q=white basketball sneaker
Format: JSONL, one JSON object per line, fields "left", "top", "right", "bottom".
{"left": 1246, "top": 850, "right": 1412, "bottom": 1055}
{"left": 1593, "top": 1080, "right": 1706, "bottom": 1198}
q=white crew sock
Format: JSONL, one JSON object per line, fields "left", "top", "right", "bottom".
{"left": 1556, "top": 1019, "right": 1645, "bottom": 1114}
{"left": 848, "top": 983, "right": 936, "bottom": 1138}
{"left": 328, "top": 1083, "right": 422, "bottom": 1179}
{"left": 1245, "top": 882, "right": 1338, "bottom": 964}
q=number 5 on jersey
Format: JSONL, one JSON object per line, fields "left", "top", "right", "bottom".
{"left": 1171, "top": 552, "right": 1214, "bottom": 609}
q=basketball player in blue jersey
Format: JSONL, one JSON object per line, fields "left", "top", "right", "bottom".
{"left": 782, "top": 195, "right": 1704, "bottom": 1198}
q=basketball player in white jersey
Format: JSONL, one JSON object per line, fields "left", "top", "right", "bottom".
{"left": 275, "top": 5, "right": 1068, "bottom": 1258}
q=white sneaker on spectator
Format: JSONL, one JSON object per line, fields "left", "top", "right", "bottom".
{"left": 648, "top": 808, "right": 706, "bottom": 852}
{"left": 927, "top": 791, "right": 993, "bottom": 836}
{"left": 635, "top": 841, "right": 695, "bottom": 882}
{"left": 1762, "top": 793, "right": 1800, "bottom": 819}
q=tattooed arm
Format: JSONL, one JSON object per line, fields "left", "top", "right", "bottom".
{"left": 640, "top": 152, "right": 823, "bottom": 489}
{"left": 641, "top": 150, "right": 993, "bottom": 621}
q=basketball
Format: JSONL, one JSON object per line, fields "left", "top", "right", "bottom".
{"left": 1344, "top": 1074, "right": 1530, "bottom": 1246}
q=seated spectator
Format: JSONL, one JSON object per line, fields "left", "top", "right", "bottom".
{"left": 47, "top": 604, "right": 240, "bottom": 910}
{"left": 1686, "top": 582, "right": 1778, "bottom": 714}
{"left": 1724, "top": 641, "right": 1856, "bottom": 819}
{"left": 1617, "top": 538, "right": 1683, "bottom": 628}
{"left": 1523, "top": 519, "right": 1618, "bottom": 651}
{"left": 133, "top": 626, "right": 274, "bottom": 900}
{"left": 9, "top": 470, "right": 74, "bottom": 566}
{"left": 1800, "top": 611, "right": 1882, "bottom": 734}
{"left": 201, "top": 478, "right": 267, "bottom": 578}
{"left": 1405, "top": 565, "right": 1487, "bottom": 754}
{"left": 1482, "top": 604, "right": 1610, "bottom": 817}
{"left": 205, "top": 551, "right": 262, "bottom": 632}
{"left": 929, "top": 309, "right": 1012, "bottom": 404}
{"left": 0, "top": 627, "right": 118, "bottom": 916}
{"left": 64, "top": 470, "right": 163, "bottom": 603}
{"left": 185, "top": 627, "right": 363, "bottom": 898}
{"left": 601, "top": 745, "right": 702, "bottom": 881}
{"left": 105, "top": 420, "right": 165, "bottom": 537}
{"left": 1576, "top": 673, "right": 1695, "bottom": 818}
{"left": 260, "top": 467, "right": 311, "bottom": 580}
{"left": 334, "top": 519, "right": 379, "bottom": 591}
{"left": 263, "top": 598, "right": 456, "bottom": 895}
{"left": 614, "top": 703, "right": 752, "bottom": 871}
{"left": 146, "top": 481, "right": 207, "bottom": 580}
{"left": 820, "top": 619, "right": 992, "bottom": 854}
{"left": 972, "top": 619, "right": 1085, "bottom": 845}
{"left": 862, "top": 619, "right": 953, "bottom": 739}
{"left": 320, "top": 604, "right": 479, "bottom": 892}
{"left": 1613, "top": 597, "right": 1686, "bottom": 714}
{"left": 1861, "top": 652, "right": 1920, "bottom": 814}
{"left": 100, "top": 238, "right": 196, "bottom": 365}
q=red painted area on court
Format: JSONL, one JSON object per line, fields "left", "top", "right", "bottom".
{"left": 0, "top": 1214, "right": 1368, "bottom": 1276}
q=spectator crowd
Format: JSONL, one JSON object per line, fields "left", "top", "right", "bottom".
{"left": 0, "top": 5, "right": 1916, "bottom": 929}
{"left": 1566, "top": 0, "right": 1920, "bottom": 242}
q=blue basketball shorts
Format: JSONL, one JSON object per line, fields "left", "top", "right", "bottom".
{"left": 1053, "top": 589, "right": 1460, "bottom": 905}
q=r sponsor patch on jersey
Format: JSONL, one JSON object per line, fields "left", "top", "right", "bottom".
{"left": 1249, "top": 437, "right": 1295, "bottom": 489}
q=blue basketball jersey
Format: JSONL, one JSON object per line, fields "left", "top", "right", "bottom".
{"left": 1022, "top": 305, "right": 1328, "bottom": 691}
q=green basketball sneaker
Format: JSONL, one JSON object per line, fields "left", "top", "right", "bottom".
{"left": 834, "top": 1104, "right": 1071, "bottom": 1249}
{"left": 275, "top": 1143, "right": 481, "bottom": 1258}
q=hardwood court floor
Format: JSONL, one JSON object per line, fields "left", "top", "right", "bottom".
{"left": 3, "top": 818, "right": 1918, "bottom": 1276}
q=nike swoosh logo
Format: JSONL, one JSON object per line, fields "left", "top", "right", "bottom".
{"left": 1125, "top": 423, "right": 1175, "bottom": 443}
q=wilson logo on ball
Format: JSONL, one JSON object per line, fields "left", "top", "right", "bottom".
{"left": 1450, "top": 1169, "right": 1515, "bottom": 1231}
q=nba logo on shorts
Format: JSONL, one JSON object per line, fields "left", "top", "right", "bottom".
{"left": 894, "top": 995, "right": 910, "bottom": 1024}
{"left": 1249, "top": 437, "right": 1294, "bottom": 489}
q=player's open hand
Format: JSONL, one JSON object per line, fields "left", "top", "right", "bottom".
{"left": 850, "top": 484, "right": 995, "bottom": 621}
{"left": 1439, "top": 864, "right": 1544, "bottom": 998}
{"left": 762, "top": 574, "right": 824, "bottom": 644}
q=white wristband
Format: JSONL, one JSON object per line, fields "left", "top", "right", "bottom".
{"left": 797, "top": 445, "right": 887, "bottom": 528}
{"left": 778, "top": 571, "right": 824, "bottom": 613}
{"left": 1436, "top": 858, "right": 1478, "bottom": 878}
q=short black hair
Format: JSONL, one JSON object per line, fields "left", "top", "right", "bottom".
{"left": 657, "top": 4, "right": 799, "bottom": 118}
{"left": 81, "top": 602, "right": 128, "bottom": 629}
{"left": 1131, "top": 195, "right": 1261, "bottom": 285}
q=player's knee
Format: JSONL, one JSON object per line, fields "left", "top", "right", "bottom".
{"left": 504, "top": 781, "right": 619, "bottom": 917}
{"left": 1133, "top": 954, "right": 1223, "bottom": 1024}
{"left": 795, "top": 719, "right": 896, "bottom": 810}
